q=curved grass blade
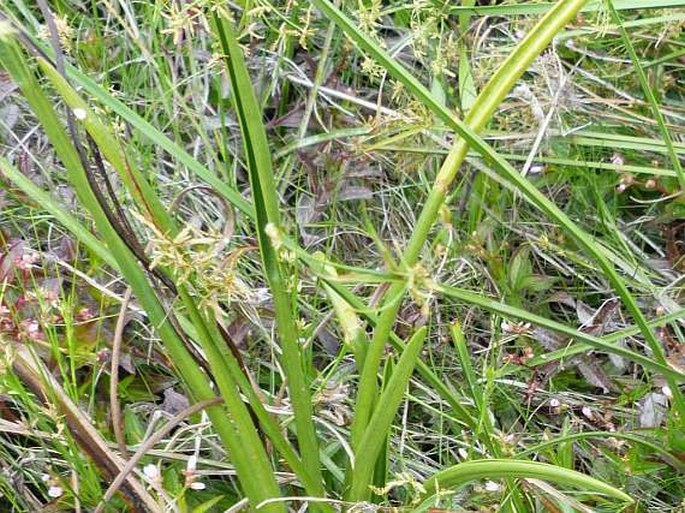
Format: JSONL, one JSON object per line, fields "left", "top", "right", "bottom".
{"left": 383, "top": 0, "right": 685, "bottom": 18}
{"left": 515, "top": 431, "right": 685, "bottom": 473}
{"left": 422, "top": 459, "right": 633, "bottom": 504}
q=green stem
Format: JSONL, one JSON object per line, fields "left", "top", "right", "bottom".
{"left": 210, "top": 12, "right": 325, "bottom": 494}
{"left": 344, "top": 0, "right": 592, "bottom": 450}
{"left": 347, "top": 327, "right": 427, "bottom": 501}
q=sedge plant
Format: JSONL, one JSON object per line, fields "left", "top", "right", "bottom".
{"left": 1, "top": 0, "right": 682, "bottom": 511}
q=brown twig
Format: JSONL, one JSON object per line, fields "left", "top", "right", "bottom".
{"left": 95, "top": 397, "right": 223, "bottom": 513}
{"left": 9, "top": 341, "right": 160, "bottom": 512}
{"left": 111, "top": 287, "right": 132, "bottom": 458}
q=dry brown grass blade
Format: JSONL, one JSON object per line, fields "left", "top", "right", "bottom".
{"left": 7, "top": 340, "right": 161, "bottom": 512}
{"left": 95, "top": 397, "right": 223, "bottom": 513}
{"left": 111, "top": 287, "right": 132, "bottom": 458}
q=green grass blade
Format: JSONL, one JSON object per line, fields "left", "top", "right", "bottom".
{"left": 516, "top": 431, "right": 685, "bottom": 472}
{"left": 526, "top": 308, "right": 685, "bottom": 367}
{"left": 606, "top": 0, "right": 685, "bottom": 192}
{"left": 0, "top": 32, "right": 285, "bottom": 512}
{"left": 449, "top": 322, "right": 481, "bottom": 412}
{"left": 347, "top": 327, "right": 427, "bottom": 501}
{"left": 209, "top": 11, "right": 325, "bottom": 498}
{"left": 13, "top": 28, "right": 254, "bottom": 218}
{"left": 0, "top": 159, "right": 116, "bottom": 268}
{"left": 436, "top": 283, "right": 684, "bottom": 381}
{"left": 384, "top": 0, "right": 685, "bottom": 17}
{"left": 0, "top": 158, "right": 323, "bottom": 503}
{"left": 422, "top": 459, "right": 633, "bottom": 504}
{"left": 311, "top": 0, "right": 592, "bottom": 449}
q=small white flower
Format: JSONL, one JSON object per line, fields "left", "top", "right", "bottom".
{"left": 142, "top": 464, "right": 159, "bottom": 479}
{"left": 190, "top": 481, "right": 206, "bottom": 490}
{"left": 484, "top": 480, "right": 501, "bottom": 492}
{"left": 48, "top": 485, "right": 63, "bottom": 498}
{"left": 41, "top": 474, "right": 50, "bottom": 482}
{"left": 549, "top": 398, "right": 560, "bottom": 408}
{"left": 72, "top": 108, "right": 87, "bottom": 120}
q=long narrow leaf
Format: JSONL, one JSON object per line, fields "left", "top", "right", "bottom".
{"left": 435, "top": 284, "right": 684, "bottom": 381}
{"left": 311, "top": 0, "right": 593, "bottom": 449}
{"left": 606, "top": 0, "right": 685, "bottom": 192}
{"left": 0, "top": 161, "right": 322, "bottom": 502}
{"left": 0, "top": 33, "right": 284, "bottom": 512}
{"left": 347, "top": 327, "right": 427, "bottom": 501}
{"left": 422, "top": 459, "right": 633, "bottom": 503}
{"left": 209, "top": 12, "right": 326, "bottom": 499}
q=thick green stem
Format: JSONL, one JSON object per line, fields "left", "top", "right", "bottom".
{"left": 347, "top": 328, "right": 427, "bottom": 501}
{"left": 348, "top": 0, "right": 592, "bottom": 449}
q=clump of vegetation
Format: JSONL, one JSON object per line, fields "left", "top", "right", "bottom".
{"left": 0, "top": 0, "right": 683, "bottom": 511}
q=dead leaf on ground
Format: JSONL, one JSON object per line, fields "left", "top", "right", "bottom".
{"left": 639, "top": 392, "right": 668, "bottom": 428}
{"left": 531, "top": 296, "right": 621, "bottom": 394}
